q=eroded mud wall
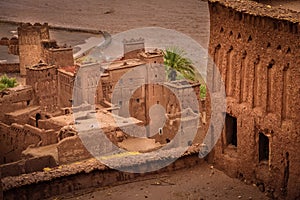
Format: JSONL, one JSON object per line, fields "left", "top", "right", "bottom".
{"left": 208, "top": 1, "right": 300, "bottom": 199}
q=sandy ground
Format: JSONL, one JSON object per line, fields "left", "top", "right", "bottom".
{"left": 0, "top": 0, "right": 210, "bottom": 48}
{"left": 60, "top": 162, "right": 268, "bottom": 200}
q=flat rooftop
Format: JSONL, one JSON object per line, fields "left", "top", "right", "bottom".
{"left": 27, "top": 63, "right": 55, "bottom": 70}
{"left": 49, "top": 109, "right": 142, "bottom": 130}
{"left": 58, "top": 65, "right": 79, "bottom": 76}
{"left": 106, "top": 59, "right": 146, "bottom": 71}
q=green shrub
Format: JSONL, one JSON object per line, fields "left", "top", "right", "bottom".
{"left": 0, "top": 74, "right": 17, "bottom": 91}
{"left": 200, "top": 84, "right": 206, "bottom": 99}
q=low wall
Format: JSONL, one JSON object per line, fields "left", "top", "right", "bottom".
{"left": 57, "top": 136, "right": 92, "bottom": 164}
{"left": 0, "top": 63, "right": 20, "bottom": 73}
{"left": 0, "top": 122, "right": 57, "bottom": 164}
{"left": 2, "top": 154, "right": 203, "bottom": 200}
{"left": 1, "top": 155, "right": 57, "bottom": 178}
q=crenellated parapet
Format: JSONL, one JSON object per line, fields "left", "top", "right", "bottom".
{"left": 123, "top": 37, "right": 145, "bottom": 59}
{"left": 17, "top": 22, "right": 50, "bottom": 44}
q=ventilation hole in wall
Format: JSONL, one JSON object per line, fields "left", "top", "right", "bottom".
{"left": 229, "top": 31, "right": 233, "bottom": 37}
{"left": 157, "top": 101, "right": 160, "bottom": 104}
{"left": 273, "top": 22, "right": 278, "bottom": 30}
{"left": 237, "top": 33, "right": 241, "bottom": 39}
{"left": 277, "top": 45, "right": 282, "bottom": 50}
{"left": 242, "top": 50, "right": 247, "bottom": 58}
{"left": 154, "top": 61, "right": 157, "bottom": 63}
{"left": 238, "top": 172, "right": 244, "bottom": 179}
{"left": 220, "top": 27, "right": 224, "bottom": 33}
{"left": 268, "top": 59, "right": 275, "bottom": 69}
{"left": 166, "top": 138, "right": 170, "bottom": 143}
{"left": 155, "top": 74, "right": 157, "bottom": 78}
{"left": 136, "top": 98, "right": 140, "bottom": 103}
{"left": 212, "top": 5, "right": 217, "bottom": 12}
{"left": 283, "top": 63, "right": 290, "bottom": 71}
{"left": 156, "top": 128, "right": 162, "bottom": 136}
{"left": 267, "top": 42, "right": 271, "bottom": 48}
{"left": 247, "top": 35, "right": 252, "bottom": 42}
{"left": 238, "top": 13, "right": 242, "bottom": 21}
{"left": 289, "top": 23, "right": 294, "bottom": 33}
{"left": 36, "top": 113, "right": 41, "bottom": 127}
{"left": 286, "top": 47, "right": 291, "bottom": 54}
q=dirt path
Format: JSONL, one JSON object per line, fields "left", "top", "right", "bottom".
{"left": 61, "top": 162, "right": 268, "bottom": 200}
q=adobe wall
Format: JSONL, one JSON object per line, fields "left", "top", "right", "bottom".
{"left": 43, "top": 48, "right": 74, "bottom": 67}
{"left": 18, "top": 23, "right": 50, "bottom": 76}
{"left": 73, "top": 63, "right": 102, "bottom": 105}
{"left": 208, "top": 0, "right": 300, "bottom": 199}
{"left": 57, "top": 136, "right": 92, "bottom": 164}
{"left": 26, "top": 64, "right": 58, "bottom": 112}
{"left": 3, "top": 106, "right": 40, "bottom": 125}
{"left": 123, "top": 38, "right": 145, "bottom": 59}
{"left": 57, "top": 70, "right": 74, "bottom": 108}
{"left": 0, "top": 155, "right": 57, "bottom": 178}
{"left": 2, "top": 153, "right": 202, "bottom": 200}
{"left": 129, "top": 82, "right": 203, "bottom": 144}
{"left": 0, "top": 122, "right": 57, "bottom": 164}
{"left": 0, "top": 63, "right": 20, "bottom": 73}
{"left": 35, "top": 117, "right": 65, "bottom": 132}
{"left": 0, "top": 37, "right": 19, "bottom": 55}
{"left": 0, "top": 85, "right": 34, "bottom": 122}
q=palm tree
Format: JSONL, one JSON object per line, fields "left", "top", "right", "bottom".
{"left": 163, "top": 47, "right": 195, "bottom": 81}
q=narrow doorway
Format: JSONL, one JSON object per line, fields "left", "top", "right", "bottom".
{"left": 259, "top": 132, "right": 269, "bottom": 162}
{"left": 35, "top": 113, "right": 41, "bottom": 127}
{"left": 225, "top": 113, "right": 237, "bottom": 147}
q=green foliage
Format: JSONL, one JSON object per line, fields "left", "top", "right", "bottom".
{"left": 163, "top": 47, "right": 195, "bottom": 81}
{"left": 0, "top": 74, "right": 17, "bottom": 91}
{"left": 200, "top": 84, "right": 206, "bottom": 99}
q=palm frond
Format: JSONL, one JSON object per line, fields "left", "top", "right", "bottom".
{"left": 163, "top": 47, "right": 196, "bottom": 81}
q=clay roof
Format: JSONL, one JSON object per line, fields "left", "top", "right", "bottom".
{"left": 139, "top": 49, "right": 163, "bottom": 58}
{"left": 27, "top": 62, "right": 54, "bottom": 70}
{"left": 107, "top": 58, "right": 146, "bottom": 71}
{"left": 58, "top": 65, "right": 79, "bottom": 75}
{"left": 209, "top": 0, "right": 300, "bottom": 23}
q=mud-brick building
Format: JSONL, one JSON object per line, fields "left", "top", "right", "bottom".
{"left": 18, "top": 23, "right": 50, "bottom": 76}
{"left": 208, "top": 0, "right": 300, "bottom": 199}
{"left": 18, "top": 23, "right": 74, "bottom": 76}
{"left": 26, "top": 62, "right": 58, "bottom": 112}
